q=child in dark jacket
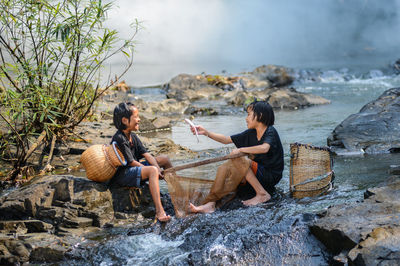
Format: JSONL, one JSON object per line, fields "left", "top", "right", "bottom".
{"left": 189, "top": 100, "right": 284, "bottom": 213}
{"left": 111, "top": 102, "right": 172, "bottom": 222}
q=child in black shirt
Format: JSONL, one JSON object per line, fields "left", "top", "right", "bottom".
{"left": 189, "top": 100, "right": 284, "bottom": 213}
{"left": 111, "top": 102, "right": 172, "bottom": 222}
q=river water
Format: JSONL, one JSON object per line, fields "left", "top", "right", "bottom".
{"left": 62, "top": 65, "right": 400, "bottom": 265}
{"left": 165, "top": 67, "right": 400, "bottom": 212}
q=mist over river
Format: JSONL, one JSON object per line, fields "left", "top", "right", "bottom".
{"left": 104, "top": 0, "right": 400, "bottom": 86}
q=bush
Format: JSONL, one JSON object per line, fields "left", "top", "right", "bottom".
{"left": 0, "top": 0, "right": 138, "bottom": 180}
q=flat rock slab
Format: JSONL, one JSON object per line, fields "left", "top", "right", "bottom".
{"left": 0, "top": 220, "right": 53, "bottom": 234}
{"left": 310, "top": 176, "right": 400, "bottom": 265}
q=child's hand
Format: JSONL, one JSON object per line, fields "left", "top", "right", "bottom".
{"left": 230, "top": 148, "right": 242, "bottom": 155}
{"left": 156, "top": 166, "right": 164, "bottom": 179}
{"left": 185, "top": 119, "right": 201, "bottom": 143}
{"left": 194, "top": 125, "right": 207, "bottom": 136}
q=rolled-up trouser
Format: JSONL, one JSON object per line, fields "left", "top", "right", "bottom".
{"left": 202, "top": 157, "right": 250, "bottom": 204}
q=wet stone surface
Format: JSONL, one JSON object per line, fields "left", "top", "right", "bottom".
{"left": 120, "top": 197, "right": 332, "bottom": 265}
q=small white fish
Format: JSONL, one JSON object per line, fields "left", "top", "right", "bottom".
{"left": 184, "top": 118, "right": 200, "bottom": 143}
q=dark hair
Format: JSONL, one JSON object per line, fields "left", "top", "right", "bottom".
{"left": 113, "top": 102, "right": 135, "bottom": 130}
{"left": 246, "top": 100, "right": 275, "bottom": 126}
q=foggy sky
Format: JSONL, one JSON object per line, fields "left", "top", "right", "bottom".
{"left": 105, "top": 0, "right": 400, "bottom": 84}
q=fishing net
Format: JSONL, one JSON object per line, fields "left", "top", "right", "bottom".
{"left": 164, "top": 156, "right": 249, "bottom": 217}
{"left": 164, "top": 173, "right": 214, "bottom": 217}
{"left": 289, "top": 143, "right": 334, "bottom": 198}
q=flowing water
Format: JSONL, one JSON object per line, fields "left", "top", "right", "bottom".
{"left": 169, "top": 68, "right": 400, "bottom": 212}
{"left": 63, "top": 66, "right": 400, "bottom": 265}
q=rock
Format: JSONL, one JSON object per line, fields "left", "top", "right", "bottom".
{"left": 164, "top": 74, "right": 222, "bottom": 101}
{"left": 162, "top": 70, "right": 329, "bottom": 111}
{"left": 138, "top": 114, "right": 157, "bottom": 132}
{"left": 62, "top": 217, "right": 93, "bottom": 229}
{"left": 184, "top": 106, "right": 218, "bottom": 116}
{"left": 251, "top": 64, "right": 294, "bottom": 87}
{"left": 138, "top": 113, "right": 171, "bottom": 132}
{"left": 151, "top": 116, "right": 172, "bottom": 129}
{"left": 0, "top": 243, "right": 15, "bottom": 265}
{"left": 391, "top": 59, "right": 400, "bottom": 74}
{"left": 0, "top": 220, "right": 28, "bottom": 234}
{"left": 140, "top": 136, "right": 197, "bottom": 159}
{"left": 267, "top": 88, "right": 330, "bottom": 109}
{"left": 115, "top": 81, "right": 130, "bottom": 92}
{"left": 310, "top": 177, "right": 400, "bottom": 264}
{"left": 0, "top": 174, "right": 169, "bottom": 263}
{"left": 1, "top": 239, "right": 30, "bottom": 263}
{"left": 144, "top": 99, "right": 189, "bottom": 114}
{"left": 224, "top": 87, "right": 330, "bottom": 109}
{"left": 155, "top": 204, "right": 330, "bottom": 265}
{"left": 30, "top": 246, "right": 66, "bottom": 262}
{"left": 347, "top": 226, "right": 400, "bottom": 265}
{"left": 164, "top": 73, "right": 209, "bottom": 92}
{"left": 389, "top": 165, "right": 400, "bottom": 175}
{"left": 240, "top": 76, "right": 271, "bottom": 89}
{"left": 328, "top": 88, "right": 400, "bottom": 153}
{"left": 0, "top": 220, "right": 53, "bottom": 234}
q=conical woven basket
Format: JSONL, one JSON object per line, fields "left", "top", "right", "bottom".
{"left": 289, "top": 143, "right": 334, "bottom": 199}
{"left": 81, "top": 142, "right": 126, "bottom": 182}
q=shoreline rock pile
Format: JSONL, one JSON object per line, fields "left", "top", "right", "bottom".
{"left": 0, "top": 175, "right": 169, "bottom": 264}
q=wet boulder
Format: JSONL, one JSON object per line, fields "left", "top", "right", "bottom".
{"left": 153, "top": 199, "right": 331, "bottom": 265}
{"left": 0, "top": 175, "right": 159, "bottom": 224}
{"left": 138, "top": 113, "right": 172, "bottom": 132}
{"left": 391, "top": 59, "right": 400, "bottom": 74}
{"left": 184, "top": 106, "right": 218, "bottom": 116}
{"left": 240, "top": 75, "right": 271, "bottom": 89}
{"left": 250, "top": 64, "right": 294, "bottom": 87}
{"left": 224, "top": 87, "right": 330, "bottom": 109}
{"left": 132, "top": 98, "right": 190, "bottom": 115}
{"left": 163, "top": 74, "right": 223, "bottom": 101}
{"left": 0, "top": 175, "right": 168, "bottom": 264}
{"left": 328, "top": 87, "right": 400, "bottom": 154}
{"left": 310, "top": 176, "right": 400, "bottom": 265}
{"left": 267, "top": 87, "right": 330, "bottom": 109}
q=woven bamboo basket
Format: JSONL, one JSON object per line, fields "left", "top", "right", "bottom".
{"left": 289, "top": 143, "right": 334, "bottom": 199}
{"left": 80, "top": 142, "right": 126, "bottom": 182}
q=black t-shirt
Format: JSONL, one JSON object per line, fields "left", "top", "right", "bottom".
{"left": 111, "top": 130, "right": 147, "bottom": 165}
{"left": 231, "top": 126, "right": 284, "bottom": 178}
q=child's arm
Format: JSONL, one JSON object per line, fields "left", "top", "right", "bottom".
{"left": 194, "top": 125, "right": 232, "bottom": 144}
{"left": 129, "top": 160, "right": 144, "bottom": 167}
{"left": 232, "top": 143, "right": 270, "bottom": 155}
{"left": 142, "top": 152, "right": 163, "bottom": 173}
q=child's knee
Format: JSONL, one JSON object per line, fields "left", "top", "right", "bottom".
{"left": 157, "top": 155, "right": 170, "bottom": 165}
{"left": 143, "top": 165, "right": 158, "bottom": 176}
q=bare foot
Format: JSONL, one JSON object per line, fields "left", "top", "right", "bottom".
{"left": 156, "top": 212, "right": 171, "bottom": 222}
{"left": 189, "top": 202, "right": 216, "bottom": 214}
{"left": 242, "top": 193, "right": 271, "bottom": 206}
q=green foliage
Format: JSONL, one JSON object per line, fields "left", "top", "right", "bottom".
{"left": 0, "top": 0, "right": 138, "bottom": 179}
{"left": 244, "top": 96, "right": 257, "bottom": 107}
